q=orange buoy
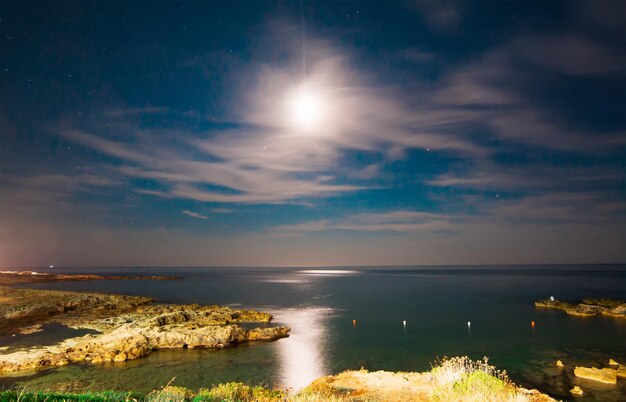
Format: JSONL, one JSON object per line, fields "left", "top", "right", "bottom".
{"left": 352, "top": 319, "right": 356, "bottom": 327}
{"left": 531, "top": 321, "right": 535, "bottom": 328}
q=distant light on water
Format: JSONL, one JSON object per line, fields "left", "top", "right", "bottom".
{"left": 298, "top": 269, "right": 358, "bottom": 276}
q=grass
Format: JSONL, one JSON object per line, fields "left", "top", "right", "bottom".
{"left": 0, "top": 356, "right": 540, "bottom": 402}
{"left": 0, "top": 390, "right": 141, "bottom": 402}
{"left": 194, "top": 383, "right": 286, "bottom": 402}
{"left": 430, "top": 356, "right": 529, "bottom": 402}
{"left": 0, "top": 384, "right": 346, "bottom": 402}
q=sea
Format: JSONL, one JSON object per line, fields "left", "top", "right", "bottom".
{"left": 1, "top": 265, "right": 625, "bottom": 401}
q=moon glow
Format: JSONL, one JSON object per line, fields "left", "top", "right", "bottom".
{"left": 287, "top": 84, "right": 327, "bottom": 132}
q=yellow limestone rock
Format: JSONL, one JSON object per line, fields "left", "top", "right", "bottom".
{"left": 556, "top": 360, "right": 564, "bottom": 367}
{"left": 534, "top": 298, "right": 626, "bottom": 319}
{"left": 570, "top": 386, "right": 583, "bottom": 396}
{"left": 608, "top": 358, "right": 619, "bottom": 366}
{"left": 573, "top": 366, "right": 617, "bottom": 384}
{"left": 617, "top": 365, "right": 626, "bottom": 379}
{"left": 0, "top": 298, "right": 290, "bottom": 373}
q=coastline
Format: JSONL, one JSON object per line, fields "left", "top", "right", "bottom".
{"left": 0, "top": 285, "right": 559, "bottom": 401}
{"left": 1, "top": 280, "right": 619, "bottom": 402}
{"left": 0, "top": 286, "right": 290, "bottom": 372}
{"left": 0, "top": 271, "right": 181, "bottom": 286}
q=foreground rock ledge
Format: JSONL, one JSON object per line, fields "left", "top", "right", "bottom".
{"left": 534, "top": 298, "right": 626, "bottom": 318}
{"left": 306, "top": 369, "right": 556, "bottom": 402}
{"left": 0, "top": 287, "right": 290, "bottom": 372}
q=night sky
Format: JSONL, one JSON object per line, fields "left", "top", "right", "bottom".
{"left": 1, "top": 1, "right": 625, "bottom": 267}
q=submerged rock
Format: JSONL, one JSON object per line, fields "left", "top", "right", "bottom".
{"left": 534, "top": 298, "right": 626, "bottom": 319}
{"left": 573, "top": 366, "right": 618, "bottom": 384}
{"left": 570, "top": 386, "right": 583, "bottom": 396}
{"left": 17, "top": 324, "right": 43, "bottom": 335}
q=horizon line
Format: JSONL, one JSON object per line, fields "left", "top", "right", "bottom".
{"left": 4, "top": 262, "right": 626, "bottom": 270}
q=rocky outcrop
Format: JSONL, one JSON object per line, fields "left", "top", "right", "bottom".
{"left": 0, "top": 286, "right": 155, "bottom": 336}
{"left": 534, "top": 298, "right": 626, "bottom": 319}
{"left": 0, "top": 287, "right": 290, "bottom": 372}
{"left": 573, "top": 366, "right": 618, "bottom": 384}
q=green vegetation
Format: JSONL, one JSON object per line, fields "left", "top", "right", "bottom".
{"left": 0, "top": 390, "right": 141, "bottom": 402}
{"left": 0, "top": 384, "right": 347, "bottom": 402}
{"left": 137, "top": 382, "right": 346, "bottom": 402}
{"left": 0, "top": 385, "right": 333, "bottom": 402}
{"left": 430, "top": 356, "right": 527, "bottom": 402}
{"left": 0, "top": 356, "right": 541, "bottom": 402}
{"left": 195, "top": 383, "right": 285, "bottom": 402}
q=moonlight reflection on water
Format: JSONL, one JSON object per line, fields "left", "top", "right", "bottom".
{"left": 272, "top": 307, "right": 334, "bottom": 390}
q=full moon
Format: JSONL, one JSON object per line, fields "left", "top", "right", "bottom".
{"left": 287, "top": 85, "right": 326, "bottom": 131}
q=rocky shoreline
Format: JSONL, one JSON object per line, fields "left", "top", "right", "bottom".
{"left": 0, "top": 286, "right": 290, "bottom": 372}
{"left": 535, "top": 297, "right": 626, "bottom": 318}
{"left": 0, "top": 286, "right": 155, "bottom": 336}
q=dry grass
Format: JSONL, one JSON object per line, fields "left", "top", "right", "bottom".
{"left": 429, "top": 356, "right": 529, "bottom": 402}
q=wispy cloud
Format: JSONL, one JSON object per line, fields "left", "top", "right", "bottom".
{"left": 271, "top": 191, "right": 626, "bottom": 238}
{"left": 52, "top": 23, "right": 625, "bottom": 220}
{"left": 56, "top": 39, "right": 492, "bottom": 205}
{"left": 181, "top": 210, "right": 209, "bottom": 220}
{"left": 59, "top": 127, "right": 363, "bottom": 204}
{"left": 431, "top": 37, "right": 624, "bottom": 151}
{"left": 428, "top": 162, "right": 626, "bottom": 193}
{"left": 272, "top": 210, "right": 457, "bottom": 236}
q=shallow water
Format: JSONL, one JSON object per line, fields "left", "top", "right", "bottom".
{"left": 0, "top": 323, "right": 98, "bottom": 354}
{"left": 1, "top": 265, "right": 625, "bottom": 401}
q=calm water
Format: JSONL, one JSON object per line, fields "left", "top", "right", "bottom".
{"left": 1, "top": 265, "right": 626, "bottom": 401}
